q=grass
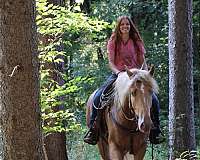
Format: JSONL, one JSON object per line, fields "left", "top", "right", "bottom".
{"left": 67, "top": 128, "right": 100, "bottom": 160}
{"left": 67, "top": 128, "right": 168, "bottom": 160}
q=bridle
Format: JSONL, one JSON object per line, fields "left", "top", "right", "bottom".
{"left": 110, "top": 90, "right": 139, "bottom": 133}
{"left": 120, "top": 92, "right": 138, "bottom": 121}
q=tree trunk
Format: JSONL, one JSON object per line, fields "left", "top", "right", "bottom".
{"left": 80, "top": 0, "right": 91, "bottom": 14}
{"left": 168, "top": 0, "right": 196, "bottom": 159}
{"left": 0, "top": 0, "right": 44, "bottom": 159}
{"left": 44, "top": 132, "right": 68, "bottom": 160}
{"left": 70, "top": 0, "right": 91, "bottom": 13}
{"left": 47, "top": 0, "right": 65, "bottom": 6}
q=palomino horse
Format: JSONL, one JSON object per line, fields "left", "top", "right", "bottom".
{"left": 86, "top": 67, "right": 158, "bottom": 160}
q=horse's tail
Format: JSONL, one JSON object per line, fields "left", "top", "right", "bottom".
{"left": 86, "top": 90, "right": 97, "bottom": 128}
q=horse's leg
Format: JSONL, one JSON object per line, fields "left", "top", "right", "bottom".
{"left": 133, "top": 143, "right": 147, "bottom": 160}
{"left": 109, "top": 142, "right": 124, "bottom": 160}
{"left": 97, "top": 138, "right": 110, "bottom": 160}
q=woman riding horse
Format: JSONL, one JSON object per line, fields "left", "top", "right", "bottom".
{"left": 84, "top": 15, "right": 164, "bottom": 145}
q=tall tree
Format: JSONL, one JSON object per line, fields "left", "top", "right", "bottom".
{"left": 0, "top": 0, "right": 44, "bottom": 159}
{"left": 168, "top": 0, "right": 196, "bottom": 159}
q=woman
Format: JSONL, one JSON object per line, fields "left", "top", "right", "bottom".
{"left": 84, "top": 16, "right": 164, "bottom": 145}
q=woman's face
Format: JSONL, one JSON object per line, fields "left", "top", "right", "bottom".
{"left": 119, "top": 18, "right": 130, "bottom": 34}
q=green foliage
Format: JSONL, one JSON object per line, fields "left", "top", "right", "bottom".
{"left": 90, "top": 0, "right": 130, "bottom": 23}
{"left": 67, "top": 129, "right": 100, "bottom": 160}
{"left": 42, "top": 110, "right": 80, "bottom": 133}
{"left": 36, "top": 0, "right": 110, "bottom": 134}
{"left": 36, "top": 0, "right": 200, "bottom": 158}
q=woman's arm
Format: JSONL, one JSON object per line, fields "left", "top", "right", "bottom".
{"left": 137, "top": 54, "right": 145, "bottom": 68}
{"left": 140, "top": 55, "right": 148, "bottom": 70}
{"left": 136, "top": 40, "right": 146, "bottom": 68}
{"left": 107, "top": 37, "right": 120, "bottom": 74}
{"left": 108, "top": 58, "right": 120, "bottom": 74}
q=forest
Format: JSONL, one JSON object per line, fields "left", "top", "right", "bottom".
{"left": 0, "top": 0, "right": 199, "bottom": 159}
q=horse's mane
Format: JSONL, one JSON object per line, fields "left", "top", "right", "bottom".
{"left": 113, "top": 68, "right": 159, "bottom": 109}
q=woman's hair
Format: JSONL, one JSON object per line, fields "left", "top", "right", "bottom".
{"left": 114, "top": 16, "right": 142, "bottom": 42}
{"left": 111, "top": 16, "right": 144, "bottom": 55}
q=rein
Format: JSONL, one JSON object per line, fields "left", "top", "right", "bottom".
{"left": 116, "top": 90, "right": 138, "bottom": 121}
{"left": 110, "top": 91, "right": 139, "bottom": 133}
{"left": 121, "top": 93, "right": 138, "bottom": 121}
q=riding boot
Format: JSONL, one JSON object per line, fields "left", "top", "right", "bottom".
{"left": 84, "top": 103, "right": 99, "bottom": 145}
{"left": 84, "top": 120, "right": 99, "bottom": 145}
{"left": 84, "top": 89, "right": 102, "bottom": 145}
{"left": 149, "top": 93, "right": 165, "bottom": 144}
{"left": 84, "top": 73, "right": 117, "bottom": 145}
{"left": 84, "top": 104, "right": 99, "bottom": 145}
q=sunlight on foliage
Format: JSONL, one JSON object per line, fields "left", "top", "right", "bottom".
{"left": 35, "top": 0, "right": 200, "bottom": 159}
{"left": 36, "top": 0, "right": 109, "bottom": 134}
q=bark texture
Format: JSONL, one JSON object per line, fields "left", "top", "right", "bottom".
{"left": 0, "top": 0, "right": 44, "bottom": 159}
{"left": 44, "top": 132, "right": 68, "bottom": 160}
{"left": 168, "top": 0, "right": 196, "bottom": 159}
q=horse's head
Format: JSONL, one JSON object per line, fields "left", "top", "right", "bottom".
{"left": 114, "top": 66, "right": 158, "bottom": 134}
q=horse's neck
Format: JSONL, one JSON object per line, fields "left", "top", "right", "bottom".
{"left": 121, "top": 94, "right": 133, "bottom": 116}
{"left": 113, "top": 94, "right": 136, "bottom": 126}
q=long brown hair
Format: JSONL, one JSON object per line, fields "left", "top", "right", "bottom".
{"left": 111, "top": 16, "right": 144, "bottom": 56}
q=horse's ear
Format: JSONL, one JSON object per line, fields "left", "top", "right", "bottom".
{"left": 141, "top": 59, "right": 148, "bottom": 70}
{"left": 149, "top": 65, "right": 155, "bottom": 76}
{"left": 125, "top": 66, "right": 134, "bottom": 77}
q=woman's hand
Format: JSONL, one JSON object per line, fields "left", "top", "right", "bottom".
{"left": 116, "top": 71, "right": 121, "bottom": 75}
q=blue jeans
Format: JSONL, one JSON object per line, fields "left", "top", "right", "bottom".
{"left": 151, "top": 92, "right": 160, "bottom": 127}
{"left": 90, "top": 73, "right": 117, "bottom": 127}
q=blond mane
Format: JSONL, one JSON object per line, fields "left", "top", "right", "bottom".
{"left": 113, "top": 68, "right": 159, "bottom": 109}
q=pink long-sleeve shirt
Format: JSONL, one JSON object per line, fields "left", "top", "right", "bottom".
{"left": 107, "top": 38, "right": 145, "bottom": 71}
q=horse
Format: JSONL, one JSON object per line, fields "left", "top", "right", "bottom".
{"left": 86, "top": 66, "right": 159, "bottom": 160}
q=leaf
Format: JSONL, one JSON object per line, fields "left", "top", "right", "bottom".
{"left": 73, "top": 6, "right": 81, "bottom": 11}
